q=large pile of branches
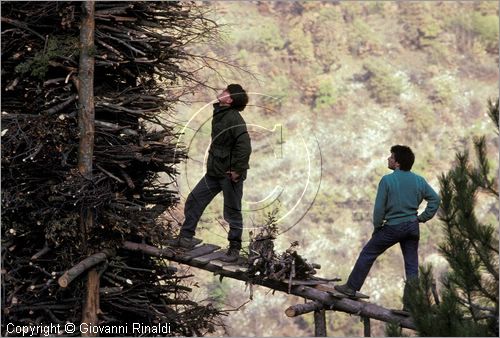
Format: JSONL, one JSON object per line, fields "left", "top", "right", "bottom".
{"left": 2, "top": 1, "right": 224, "bottom": 335}
{"left": 247, "top": 210, "right": 319, "bottom": 290}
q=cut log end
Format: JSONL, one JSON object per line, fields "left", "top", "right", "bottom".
{"left": 58, "top": 273, "right": 69, "bottom": 288}
{"left": 285, "top": 301, "right": 323, "bottom": 317}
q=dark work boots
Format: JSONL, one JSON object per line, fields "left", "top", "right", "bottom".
{"left": 219, "top": 245, "right": 241, "bottom": 263}
{"left": 334, "top": 283, "right": 357, "bottom": 297}
{"left": 166, "top": 236, "right": 202, "bottom": 250}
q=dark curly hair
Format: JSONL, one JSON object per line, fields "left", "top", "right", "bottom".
{"left": 227, "top": 84, "right": 248, "bottom": 111}
{"left": 390, "top": 145, "right": 415, "bottom": 171}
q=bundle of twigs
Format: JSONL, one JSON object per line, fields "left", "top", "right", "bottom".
{"left": 247, "top": 211, "right": 319, "bottom": 292}
{"left": 1, "top": 1, "right": 224, "bottom": 335}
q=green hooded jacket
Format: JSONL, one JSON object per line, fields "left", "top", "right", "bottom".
{"left": 206, "top": 103, "right": 252, "bottom": 178}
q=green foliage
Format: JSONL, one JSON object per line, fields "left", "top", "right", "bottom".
{"left": 400, "top": 3, "right": 443, "bottom": 48}
{"left": 406, "top": 100, "right": 499, "bottom": 337}
{"left": 385, "top": 321, "right": 407, "bottom": 337}
{"left": 311, "top": 7, "right": 344, "bottom": 70}
{"left": 486, "top": 99, "right": 499, "bottom": 132}
{"left": 208, "top": 278, "right": 229, "bottom": 307}
{"left": 288, "top": 22, "right": 315, "bottom": 61}
{"left": 267, "top": 75, "right": 291, "bottom": 101}
{"left": 15, "top": 35, "right": 78, "bottom": 79}
{"left": 314, "top": 77, "right": 339, "bottom": 110}
{"left": 420, "top": 17, "right": 442, "bottom": 41}
{"left": 447, "top": 11, "right": 499, "bottom": 54}
{"left": 404, "top": 103, "right": 437, "bottom": 133}
{"left": 363, "top": 59, "right": 405, "bottom": 104}
{"left": 472, "top": 13, "right": 499, "bottom": 53}
{"left": 426, "top": 39, "right": 452, "bottom": 64}
{"left": 429, "top": 73, "right": 457, "bottom": 105}
{"left": 348, "top": 18, "right": 383, "bottom": 56}
{"left": 365, "top": 2, "right": 386, "bottom": 16}
{"left": 475, "top": 2, "right": 498, "bottom": 16}
{"left": 448, "top": 12, "right": 474, "bottom": 34}
{"left": 406, "top": 266, "right": 492, "bottom": 336}
{"left": 317, "top": 5, "right": 343, "bottom": 21}
{"left": 232, "top": 17, "right": 285, "bottom": 53}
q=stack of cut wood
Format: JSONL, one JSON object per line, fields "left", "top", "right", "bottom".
{"left": 1, "top": 1, "right": 224, "bottom": 335}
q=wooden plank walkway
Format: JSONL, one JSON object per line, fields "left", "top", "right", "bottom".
{"left": 123, "top": 240, "right": 416, "bottom": 330}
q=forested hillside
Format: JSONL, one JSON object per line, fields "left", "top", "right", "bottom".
{"left": 169, "top": 1, "right": 499, "bottom": 336}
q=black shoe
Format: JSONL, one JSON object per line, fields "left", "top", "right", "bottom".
{"left": 166, "top": 236, "right": 201, "bottom": 249}
{"left": 334, "top": 283, "right": 356, "bottom": 297}
{"left": 219, "top": 246, "right": 240, "bottom": 263}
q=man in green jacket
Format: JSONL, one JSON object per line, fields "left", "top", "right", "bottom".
{"left": 335, "top": 145, "right": 440, "bottom": 309}
{"left": 168, "top": 84, "right": 252, "bottom": 262}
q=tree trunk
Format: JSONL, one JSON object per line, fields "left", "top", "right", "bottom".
{"left": 78, "top": 1, "right": 95, "bottom": 175}
{"left": 78, "top": 1, "right": 97, "bottom": 335}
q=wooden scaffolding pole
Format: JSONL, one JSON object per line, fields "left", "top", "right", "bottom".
{"left": 123, "top": 241, "right": 416, "bottom": 330}
{"left": 77, "top": 1, "right": 97, "bottom": 336}
{"left": 362, "top": 316, "right": 371, "bottom": 337}
{"left": 314, "top": 309, "right": 327, "bottom": 337}
{"left": 285, "top": 301, "right": 324, "bottom": 317}
{"left": 58, "top": 249, "right": 115, "bottom": 288}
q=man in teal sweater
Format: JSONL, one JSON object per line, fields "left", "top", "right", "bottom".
{"left": 335, "top": 145, "right": 440, "bottom": 309}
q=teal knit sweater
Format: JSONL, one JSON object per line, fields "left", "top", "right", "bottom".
{"left": 373, "top": 169, "right": 440, "bottom": 228}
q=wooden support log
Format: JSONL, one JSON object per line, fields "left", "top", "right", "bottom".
{"left": 285, "top": 301, "right": 323, "bottom": 317}
{"left": 58, "top": 249, "right": 115, "bottom": 288}
{"left": 122, "top": 241, "right": 175, "bottom": 258}
{"left": 121, "top": 241, "right": 417, "bottom": 330}
{"left": 314, "top": 309, "right": 327, "bottom": 337}
{"left": 100, "top": 286, "right": 123, "bottom": 295}
{"left": 77, "top": 2, "right": 98, "bottom": 335}
{"left": 43, "top": 94, "right": 77, "bottom": 115}
{"left": 83, "top": 269, "right": 100, "bottom": 331}
{"left": 292, "top": 285, "right": 416, "bottom": 330}
{"left": 362, "top": 316, "right": 371, "bottom": 337}
{"left": 0, "top": 16, "right": 45, "bottom": 40}
{"left": 94, "top": 120, "right": 138, "bottom": 135}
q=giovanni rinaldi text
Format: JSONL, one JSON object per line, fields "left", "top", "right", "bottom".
{"left": 6, "top": 322, "right": 172, "bottom": 336}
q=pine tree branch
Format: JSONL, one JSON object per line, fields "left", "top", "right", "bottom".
{"left": 487, "top": 98, "right": 499, "bottom": 134}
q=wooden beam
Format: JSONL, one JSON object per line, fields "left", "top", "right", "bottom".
{"left": 292, "top": 285, "right": 416, "bottom": 330}
{"left": 82, "top": 269, "right": 100, "bottom": 334}
{"left": 77, "top": 1, "right": 97, "bottom": 335}
{"left": 58, "top": 249, "right": 115, "bottom": 288}
{"left": 78, "top": 0, "right": 95, "bottom": 176}
{"left": 362, "top": 316, "right": 371, "bottom": 337}
{"left": 122, "top": 241, "right": 175, "bottom": 258}
{"left": 285, "top": 301, "right": 323, "bottom": 317}
{"left": 314, "top": 309, "right": 327, "bottom": 337}
{"left": 122, "top": 242, "right": 416, "bottom": 330}
{"left": 181, "top": 244, "right": 220, "bottom": 260}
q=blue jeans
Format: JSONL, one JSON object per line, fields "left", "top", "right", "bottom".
{"left": 347, "top": 220, "right": 420, "bottom": 291}
{"left": 180, "top": 174, "right": 244, "bottom": 249}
